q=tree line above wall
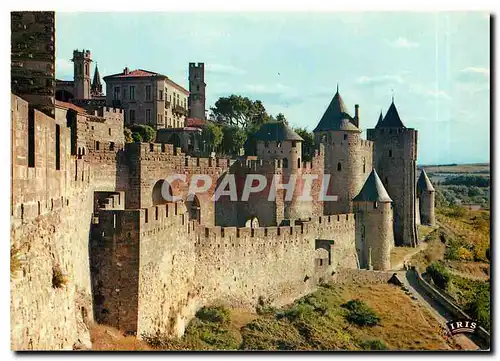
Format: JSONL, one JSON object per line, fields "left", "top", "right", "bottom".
{"left": 206, "top": 94, "right": 315, "bottom": 160}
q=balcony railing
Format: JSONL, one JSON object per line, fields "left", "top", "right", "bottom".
{"left": 173, "top": 105, "right": 187, "bottom": 116}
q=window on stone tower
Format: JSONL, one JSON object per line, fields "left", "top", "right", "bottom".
{"left": 374, "top": 201, "right": 378, "bottom": 209}
{"left": 344, "top": 134, "right": 348, "bottom": 140}
{"left": 363, "top": 159, "right": 366, "bottom": 173}
{"left": 85, "top": 63, "right": 89, "bottom": 76}
{"left": 277, "top": 142, "right": 282, "bottom": 148}
{"left": 283, "top": 158, "right": 289, "bottom": 168}
{"left": 264, "top": 141, "right": 269, "bottom": 148}
{"left": 337, "top": 162, "right": 342, "bottom": 171}
{"left": 292, "top": 141, "right": 297, "bottom": 148}
{"left": 297, "top": 158, "right": 301, "bottom": 168}
{"left": 385, "top": 177, "right": 388, "bottom": 186}
{"left": 389, "top": 149, "right": 393, "bottom": 157}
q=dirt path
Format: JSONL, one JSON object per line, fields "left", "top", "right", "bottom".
{"left": 391, "top": 242, "right": 428, "bottom": 271}
{"left": 399, "top": 271, "right": 481, "bottom": 350}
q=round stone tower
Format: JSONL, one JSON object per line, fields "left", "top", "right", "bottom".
{"left": 417, "top": 169, "right": 436, "bottom": 226}
{"left": 254, "top": 121, "right": 307, "bottom": 222}
{"left": 353, "top": 169, "right": 394, "bottom": 271}
{"left": 313, "top": 87, "right": 372, "bottom": 215}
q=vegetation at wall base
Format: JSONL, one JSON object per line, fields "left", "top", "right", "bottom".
{"left": 137, "top": 284, "right": 457, "bottom": 351}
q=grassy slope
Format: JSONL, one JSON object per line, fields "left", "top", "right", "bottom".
{"left": 412, "top": 206, "right": 490, "bottom": 332}
{"left": 96, "top": 284, "right": 459, "bottom": 351}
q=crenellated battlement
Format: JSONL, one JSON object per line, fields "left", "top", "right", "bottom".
{"left": 367, "top": 127, "right": 417, "bottom": 138}
{"left": 99, "top": 106, "right": 124, "bottom": 116}
{"left": 125, "top": 142, "right": 232, "bottom": 170}
{"left": 198, "top": 213, "right": 354, "bottom": 242}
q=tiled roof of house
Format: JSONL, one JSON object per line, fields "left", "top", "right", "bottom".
{"left": 103, "top": 68, "right": 166, "bottom": 80}
{"left": 55, "top": 100, "right": 86, "bottom": 114}
{"left": 165, "top": 78, "right": 189, "bottom": 94}
{"left": 186, "top": 118, "right": 206, "bottom": 127}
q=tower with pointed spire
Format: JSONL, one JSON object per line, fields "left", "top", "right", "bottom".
{"left": 367, "top": 99, "right": 418, "bottom": 247}
{"left": 91, "top": 63, "right": 103, "bottom": 97}
{"left": 417, "top": 169, "right": 436, "bottom": 226}
{"left": 313, "top": 86, "right": 373, "bottom": 214}
{"left": 353, "top": 169, "right": 394, "bottom": 270}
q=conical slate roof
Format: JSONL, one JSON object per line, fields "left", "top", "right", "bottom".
{"left": 417, "top": 169, "right": 435, "bottom": 192}
{"left": 254, "top": 121, "right": 303, "bottom": 142}
{"left": 353, "top": 169, "right": 392, "bottom": 203}
{"left": 313, "top": 89, "right": 360, "bottom": 132}
{"left": 92, "top": 64, "right": 102, "bottom": 87}
{"left": 375, "top": 111, "right": 383, "bottom": 127}
{"left": 376, "top": 100, "right": 406, "bottom": 128}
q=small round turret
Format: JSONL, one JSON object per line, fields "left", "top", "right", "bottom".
{"left": 353, "top": 169, "right": 394, "bottom": 270}
{"left": 417, "top": 169, "right": 436, "bottom": 226}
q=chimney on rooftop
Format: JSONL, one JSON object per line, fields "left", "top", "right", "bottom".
{"left": 353, "top": 104, "right": 360, "bottom": 128}
{"left": 123, "top": 67, "right": 129, "bottom": 75}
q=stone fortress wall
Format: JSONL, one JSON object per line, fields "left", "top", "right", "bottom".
{"left": 91, "top": 200, "right": 358, "bottom": 338}
{"left": 10, "top": 94, "right": 124, "bottom": 350}
{"left": 11, "top": 92, "right": 360, "bottom": 348}
{"left": 10, "top": 12, "right": 432, "bottom": 350}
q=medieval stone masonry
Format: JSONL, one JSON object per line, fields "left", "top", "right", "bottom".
{"left": 10, "top": 11, "right": 435, "bottom": 350}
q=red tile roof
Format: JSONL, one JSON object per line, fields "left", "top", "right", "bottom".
{"left": 185, "top": 118, "right": 206, "bottom": 127}
{"left": 55, "top": 100, "right": 86, "bottom": 114}
{"left": 104, "top": 69, "right": 165, "bottom": 79}
{"left": 165, "top": 78, "right": 189, "bottom": 94}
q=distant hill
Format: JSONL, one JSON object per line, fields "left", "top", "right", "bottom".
{"left": 418, "top": 163, "right": 490, "bottom": 174}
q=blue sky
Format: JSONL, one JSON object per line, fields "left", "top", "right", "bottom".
{"left": 55, "top": 12, "right": 490, "bottom": 165}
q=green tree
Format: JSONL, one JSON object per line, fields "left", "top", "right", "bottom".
{"left": 210, "top": 95, "right": 253, "bottom": 128}
{"left": 132, "top": 132, "right": 142, "bottom": 143}
{"left": 210, "top": 95, "right": 273, "bottom": 130}
{"left": 129, "top": 124, "right": 156, "bottom": 142}
{"left": 294, "top": 127, "right": 315, "bottom": 162}
{"left": 124, "top": 128, "right": 133, "bottom": 143}
{"left": 202, "top": 122, "right": 223, "bottom": 154}
{"left": 276, "top": 113, "right": 288, "bottom": 124}
{"left": 221, "top": 125, "right": 247, "bottom": 156}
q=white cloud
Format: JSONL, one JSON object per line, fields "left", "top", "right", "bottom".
{"left": 459, "top": 67, "right": 490, "bottom": 77}
{"left": 243, "top": 83, "right": 294, "bottom": 95}
{"left": 205, "top": 63, "right": 246, "bottom": 76}
{"left": 356, "top": 75, "right": 405, "bottom": 86}
{"left": 388, "top": 37, "right": 419, "bottom": 49}
{"left": 408, "top": 83, "right": 451, "bottom": 101}
{"left": 423, "top": 89, "right": 451, "bottom": 100}
{"left": 456, "top": 67, "right": 490, "bottom": 93}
